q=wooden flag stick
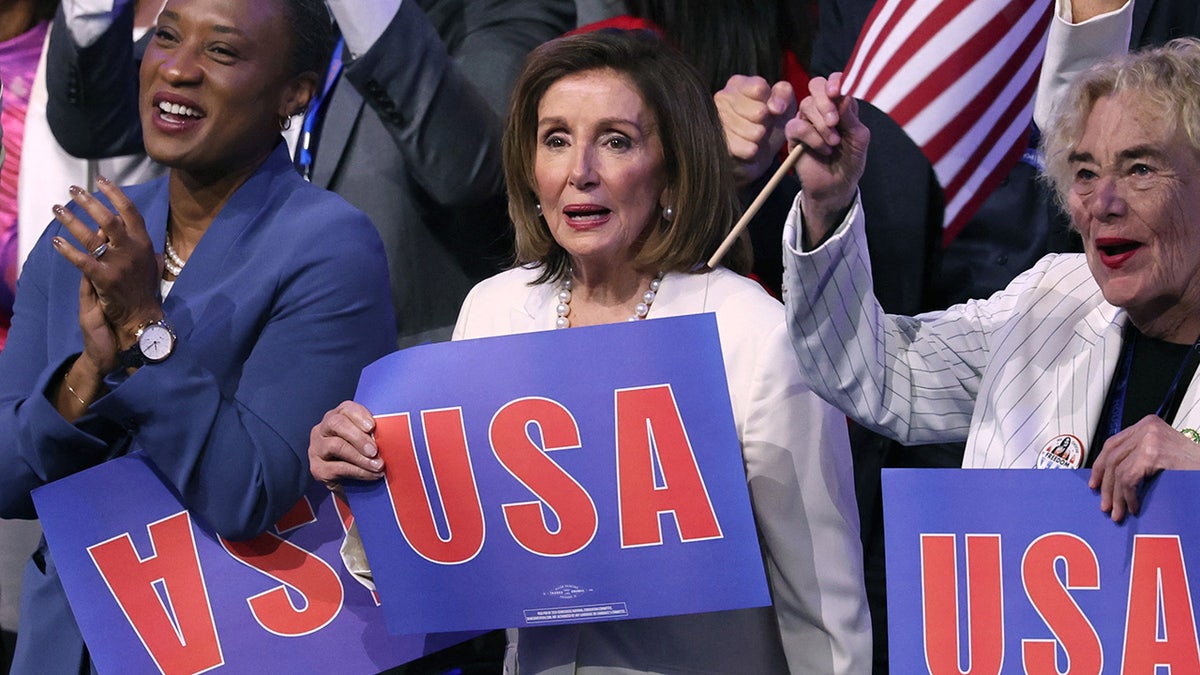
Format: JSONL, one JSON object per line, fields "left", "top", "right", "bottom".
{"left": 706, "top": 143, "right": 805, "bottom": 270}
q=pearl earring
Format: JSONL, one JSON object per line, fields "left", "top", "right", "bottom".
{"left": 663, "top": 205, "right": 675, "bottom": 222}
{"left": 536, "top": 203, "right": 543, "bottom": 217}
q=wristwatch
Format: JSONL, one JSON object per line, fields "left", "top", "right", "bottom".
{"left": 118, "top": 318, "right": 176, "bottom": 368}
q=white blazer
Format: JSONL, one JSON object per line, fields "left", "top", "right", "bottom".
{"left": 783, "top": 197, "right": 1200, "bottom": 469}
{"left": 454, "top": 266, "right": 872, "bottom": 675}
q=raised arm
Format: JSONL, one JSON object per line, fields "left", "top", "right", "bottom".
{"left": 1035, "top": 0, "right": 1133, "bottom": 131}
{"left": 333, "top": 0, "right": 573, "bottom": 208}
{"left": 784, "top": 73, "right": 870, "bottom": 246}
{"left": 715, "top": 74, "right": 798, "bottom": 189}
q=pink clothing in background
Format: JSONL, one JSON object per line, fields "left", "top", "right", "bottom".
{"left": 0, "top": 20, "right": 49, "bottom": 350}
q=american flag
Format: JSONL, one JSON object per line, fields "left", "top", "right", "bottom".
{"left": 840, "top": 0, "right": 1054, "bottom": 245}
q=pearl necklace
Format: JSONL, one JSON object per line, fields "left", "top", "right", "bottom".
{"left": 164, "top": 234, "right": 188, "bottom": 277}
{"left": 555, "top": 271, "right": 664, "bottom": 329}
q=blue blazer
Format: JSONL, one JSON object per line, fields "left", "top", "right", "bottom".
{"left": 0, "top": 143, "right": 396, "bottom": 673}
{"left": 45, "top": 0, "right": 576, "bottom": 346}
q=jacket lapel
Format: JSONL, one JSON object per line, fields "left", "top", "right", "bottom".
{"left": 514, "top": 278, "right": 555, "bottom": 333}
{"left": 1019, "top": 304, "right": 1125, "bottom": 467}
{"left": 310, "top": 76, "right": 363, "bottom": 189}
{"left": 641, "top": 271, "right": 703, "bottom": 318}
{"left": 1131, "top": 0, "right": 1157, "bottom": 48}
{"left": 161, "top": 145, "right": 295, "bottom": 339}
{"left": 1169, "top": 345, "right": 1200, "bottom": 434}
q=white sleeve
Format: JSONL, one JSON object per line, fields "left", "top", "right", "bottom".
{"left": 782, "top": 193, "right": 992, "bottom": 444}
{"left": 739, "top": 320, "right": 872, "bottom": 674}
{"left": 326, "top": 0, "right": 404, "bottom": 59}
{"left": 338, "top": 523, "right": 377, "bottom": 591}
{"left": 1034, "top": 0, "right": 1133, "bottom": 131}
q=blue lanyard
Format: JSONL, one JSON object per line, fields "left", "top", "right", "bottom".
{"left": 1106, "top": 325, "right": 1200, "bottom": 439}
{"left": 295, "top": 38, "right": 345, "bottom": 180}
{"left": 1155, "top": 334, "right": 1200, "bottom": 420}
{"left": 1105, "top": 326, "right": 1137, "bottom": 440}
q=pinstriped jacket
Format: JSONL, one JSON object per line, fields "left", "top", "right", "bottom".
{"left": 783, "top": 196, "right": 1200, "bottom": 468}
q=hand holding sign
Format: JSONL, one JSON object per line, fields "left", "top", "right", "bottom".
{"left": 1090, "top": 414, "right": 1200, "bottom": 521}
{"left": 884, "top": 469, "right": 1200, "bottom": 674}
{"left": 341, "top": 314, "right": 772, "bottom": 636}
{"left": 33, "top": 455, "right": 478, "bottom": 675}
{"left": 310, "top": 400, "right": 385, "bottom": 488}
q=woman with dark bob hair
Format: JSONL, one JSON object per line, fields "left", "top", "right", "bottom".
{"left": 310, "top": 30, "right": 870, "bottom": 673}
{"left": 502, "top": 28, "right": 750, "bottom": 282}
{"left": 0, "top": 0, "right": 395, "bottom": 670}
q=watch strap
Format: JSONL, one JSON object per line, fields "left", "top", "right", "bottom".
{"left": 118, "top": 318, "right": 174, "bottom": 368}
{"left": 118, "top": 343, "right": 146, "bottom": 369}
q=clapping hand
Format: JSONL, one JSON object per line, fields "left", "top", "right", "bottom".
{"left": 51, "top": 176, "right": 163, "bottom": 366}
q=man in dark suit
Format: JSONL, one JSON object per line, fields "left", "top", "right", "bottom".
{"left": 1133, "top": 0, "right": 1200, "bottom": 47}
{"left": 46, "top": 0, "right": 575, "bottom": 347}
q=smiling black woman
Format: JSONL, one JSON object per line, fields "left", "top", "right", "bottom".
{"left": 0, "top": 0, "right": 395, "bottom": 671}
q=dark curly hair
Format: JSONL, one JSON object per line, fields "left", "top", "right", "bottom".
{"left": 279, "top": 0, "right": 336, "bottom": 79}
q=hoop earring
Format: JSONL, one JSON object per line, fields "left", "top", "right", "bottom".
{"left": 279, "top": 115, "right": 293, "bottom": 131}
{"left": 662, "top": 205, "right": 675, "bottom": 222}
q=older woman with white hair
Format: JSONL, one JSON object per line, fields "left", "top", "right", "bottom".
{"left": 784, "top": 36, "right": 1200, "bottom": 522}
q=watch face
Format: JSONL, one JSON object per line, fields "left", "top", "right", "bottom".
{"left": 139, "top": 323, "right": 175, "bottom": 363}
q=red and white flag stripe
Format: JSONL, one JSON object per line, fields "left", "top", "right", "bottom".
{"left": 841, "top": 0, "right": 1053, "bottom": 245}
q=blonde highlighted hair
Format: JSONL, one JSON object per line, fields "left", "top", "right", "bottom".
{"left": 1042, "top": 37, "right": 1200, "bottom": 210}
{"left": 502, "top": 30, "right": 748, "bottom": 284}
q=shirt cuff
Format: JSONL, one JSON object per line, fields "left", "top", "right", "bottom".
{"left": 327, "top": 0, "right": 403, "bottom": 59}
{"left": 1057, "top": 0, "right": 1131, "bottom": 24}
{"left": 783, "top": 191, "right": 860, "bottom": 255}
{"left": 1036, "top": 0, "right": 1132, "bottom": 129}
{"left": 340, "top": 522, "right": 377, "bottom": 591}
{"left": 63, "top": 0, "right": 130, "bottom": 48}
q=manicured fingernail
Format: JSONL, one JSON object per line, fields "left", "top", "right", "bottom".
{"left": 52, "top": 204, "right": 66, "bottom": 216}
{"left": 68, "top": 185, "right": 85, "bottom": 196}
{"left": 52, "top": 237, "right": 63, "bottom": 248}
{"left": 96, "top": 174, "right": 111, "bottom": 185}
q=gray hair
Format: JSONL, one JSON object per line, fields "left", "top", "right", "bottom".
{"left": 1042, "top": 37, "right": 1200, "bottom": 210}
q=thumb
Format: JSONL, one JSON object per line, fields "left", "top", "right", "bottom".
{"left": 768, "top": 80, "right": 797, "bottom": 117}
{"left": 828, "top": 72, "right": 845, "bottom": 98}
